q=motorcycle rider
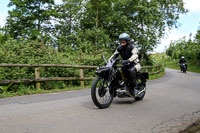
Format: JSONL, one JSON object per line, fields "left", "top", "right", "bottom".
{"left": 179, "top": 56, "right": 187, "bottom": 71}
{"left": 109, "top": 33, "right": 141, "bottom": 95}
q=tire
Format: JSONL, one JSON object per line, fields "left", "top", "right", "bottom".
{"left": 91, "top": 76, "right": 114, "bottom": 109}
{"left": 183, "top": 66, "right": 186, "bottom": 73}
{"left": 135, "top": 75, "right": 146, "bottom": 101}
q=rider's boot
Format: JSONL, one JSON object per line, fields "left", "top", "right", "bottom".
{"left": 129, "top": 67, "right": 137, "bottom": 96}
{"left": 130, "top": 83, "right": 137, "bottom": 96}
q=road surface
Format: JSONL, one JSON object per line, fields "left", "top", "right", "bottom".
{"left": 0, "top": 68, "right": 200, "bottom": 133}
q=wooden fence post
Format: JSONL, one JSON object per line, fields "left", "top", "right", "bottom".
{"left": 35, "top": 68, "right": 40, "bottom": 89}
{"left": 155, "top": 65, "right": 158, "bottom": 73}
{"left": 80, "top": 69, "right": 84, "bottom": 87}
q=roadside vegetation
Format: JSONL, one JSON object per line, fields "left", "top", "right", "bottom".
{"left": 181, "top": 120, "right": 200, "bottom": 133}
{"left": 152, "top": 53, "right": 200, "bottom": 74}
{"left": 0, "top": 0, "right": 186, "bottom": 98}
{"left": 164, "top": 28, "right": 200, "bottom": 74}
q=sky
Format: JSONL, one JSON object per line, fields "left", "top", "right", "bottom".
{"left": 155, "top": 0, "right": 200, "bottom": 53}
{"left": 0, "top": 0, "right": 200, "bottom": 53}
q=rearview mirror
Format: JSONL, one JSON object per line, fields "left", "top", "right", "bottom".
{"left": 102, "top": 54, "right": 107, "bottom": 62}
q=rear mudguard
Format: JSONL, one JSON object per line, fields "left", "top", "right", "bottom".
{"left": 137, "top": 72, "right": 149, "bottom": 82}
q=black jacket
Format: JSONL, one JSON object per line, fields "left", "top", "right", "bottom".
{"left": 179, "top": 58, "right": 187, "bottom": 64}
{"left": 109, "top": 44, "right": 139, "bottom": 64}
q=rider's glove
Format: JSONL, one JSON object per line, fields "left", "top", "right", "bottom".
{"left": 121, "top": 60, "right": 130, "bottom": 65}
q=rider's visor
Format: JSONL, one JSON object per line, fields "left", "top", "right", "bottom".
{"left": 119, "top": 39, "right": 126, "bottom": 44}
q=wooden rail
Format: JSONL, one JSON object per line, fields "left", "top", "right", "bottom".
{"left": 0, "top": 64, "right": 162, "bottom": 88}
{"left": 142, "top": 65, "right": 162, "bottom": 75}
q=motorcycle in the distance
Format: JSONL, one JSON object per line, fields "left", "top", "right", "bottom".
{"left": 91, "top": 56, "right": 149, "bottom": 109}
{"left": 180, "top": 63, "right": 187, "bottom": 73}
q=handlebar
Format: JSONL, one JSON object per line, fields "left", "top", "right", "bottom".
{"left": 105, "top": 58, "right": 131, "bottom": 68}
{"left": 116, "top": 59, "right": 131, "bottom": 67}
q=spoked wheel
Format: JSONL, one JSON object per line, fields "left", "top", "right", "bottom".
{"left": 91, "top": 76, "right": 114, "bottom": 109}
{"left": 135, "top": 75, "right": 146, "bottom": 101}
{"left": 183, "top": 66, "right": 187, "bottom": 73}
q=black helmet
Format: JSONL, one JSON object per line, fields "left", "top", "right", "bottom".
{"left": 119, "top": 33, "right": 130, "bottom": 43}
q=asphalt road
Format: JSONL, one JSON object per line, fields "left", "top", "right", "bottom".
{"left": 0, "top": 68, "right": 200, "bottom": 133}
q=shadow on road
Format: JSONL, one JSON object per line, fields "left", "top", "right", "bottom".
{"left": 113, "top": 98, "right": 135, "bottom": 105}
{"left": 82, "top": 97, "right": 138, "bottom": 110}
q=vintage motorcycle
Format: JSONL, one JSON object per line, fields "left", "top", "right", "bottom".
{"left": 180, "top": 63, "right": 187, "bottom": 73}
{"left": 91, "top": 56, "right": 149, "bottom": 109}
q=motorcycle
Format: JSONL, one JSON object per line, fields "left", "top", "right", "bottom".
{"left": 91, "top": 56, "right": 149, "bottom": 109}
{"left": 180, "top": 63, "right": 187, "bottom": 73}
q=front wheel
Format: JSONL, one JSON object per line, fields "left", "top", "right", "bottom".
{"left": 135, "top": 75, "right": 146, "bottom": 101}
{"left": 91, "top": 76, "right": 114, "bottom": 109}
{"left": 183, "top": 66, "right": 187, "bottom": 73}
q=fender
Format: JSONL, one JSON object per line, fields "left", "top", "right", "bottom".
{"left": 137, "top": 72, "right": 149, "bottom": 81}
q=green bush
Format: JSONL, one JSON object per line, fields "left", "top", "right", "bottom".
{"left": 0, "top": 38, "right": 109, "bottom": 92}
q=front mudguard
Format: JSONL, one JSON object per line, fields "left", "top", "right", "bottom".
{"left": 95, "top": 67, "right": 110, "bottom": 77}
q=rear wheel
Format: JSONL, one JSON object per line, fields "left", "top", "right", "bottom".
{"left": 91, "top": 76, "right": 114, "bottom": 109}
{"left": 135, "top": 75, "right": 146, "bottom": 101}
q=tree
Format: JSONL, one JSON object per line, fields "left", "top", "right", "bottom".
{"left": 79, "top": 0, "right": 114, "bottom": 49}
{"left": 4, "top": 0, "right": 55, "bottom": 40}
{"left": 79, "top": 0, "right": 188, "bottom": 60}
{"left": 52, "top": 0, "right": 83, "bottom": 51}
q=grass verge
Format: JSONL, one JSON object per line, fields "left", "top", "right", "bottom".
{"left": 0, "top": 85, "right": 91, "bottom": 98}
{"left": 180, "top": 120, "right": 200, "bottom": 133}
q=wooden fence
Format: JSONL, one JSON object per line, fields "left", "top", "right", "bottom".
{"left": 0, "top": 64, "right": 162, "bottom": 89}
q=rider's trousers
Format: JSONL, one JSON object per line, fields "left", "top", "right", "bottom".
{"left": 122, "top": 65, "right": 137, "bottom": 89}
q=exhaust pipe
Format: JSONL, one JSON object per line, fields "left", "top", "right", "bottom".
{"left": 137, "top": 87, "right": 146, "bottom": 95}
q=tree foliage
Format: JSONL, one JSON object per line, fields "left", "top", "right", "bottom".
{"left": 0, "top": 38, "right": 110, "bottom": 91}
{"left": 51, "top": 0, "right": 83, "bottom": 51}
{"left": 79, "top": 0, "right": 187, "bottom": 57}
{"left": 3, "top": 0, "right": 187, "bottom": 55}
{"left": 4, "top": 0, "right": 55, "bottom": 40}
{"left": 166, "top": 32, "right": 200, "bottom": 65}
